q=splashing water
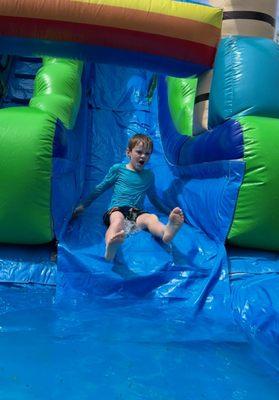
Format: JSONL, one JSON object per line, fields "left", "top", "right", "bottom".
{"left": 123, "top": 219, "right": 141, "bottom": 236}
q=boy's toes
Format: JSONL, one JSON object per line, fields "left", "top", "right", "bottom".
{"left": 169, "top": 207, "right": 184, "bottom": 225}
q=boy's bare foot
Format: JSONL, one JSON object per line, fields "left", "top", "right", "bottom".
{"left": 163, "top": 207, "right": 184, "bottom": 244}
{"left": 105, "top": 230, "right": 125, "bottom": 261}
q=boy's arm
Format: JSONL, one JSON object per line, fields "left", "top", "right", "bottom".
{"left": 75, "top": 164, "right": 119, "bottom": 212}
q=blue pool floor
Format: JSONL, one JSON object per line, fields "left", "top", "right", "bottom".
{"left": 0, "top": 284, "right": 278, "bottom": 400}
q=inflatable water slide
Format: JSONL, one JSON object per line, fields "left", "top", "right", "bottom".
{"left": 0, "top": 0, "right": 278, "bottom": 363}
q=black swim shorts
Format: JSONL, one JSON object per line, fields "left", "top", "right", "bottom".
{"left": 103, "top": 206, "right": 146, "bottom": 227}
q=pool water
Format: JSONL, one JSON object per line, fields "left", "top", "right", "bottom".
{"left": 0, "top": 285, "right": 278, "bottom": 400}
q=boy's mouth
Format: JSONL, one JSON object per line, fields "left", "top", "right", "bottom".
{"left": 138, "top": 160, "right": 144, "bottom": 165}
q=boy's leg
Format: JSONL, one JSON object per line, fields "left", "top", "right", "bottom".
{"left": 136, "top": 213, "right": 165, "bottom": 239}
{"left": 105, "top": 211, "right": 125, "bottom": 261}
{"left": 136, "top": 207, "right": 184, "bottom": 243}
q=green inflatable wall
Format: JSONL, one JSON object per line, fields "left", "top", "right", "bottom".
{"left": 0, "top": 58, "right": 82, "bottom": 244}
{"left": 0, "top": 108, "right": 56, "bottom": 244}
{"left": 228, "top": 116, "right": 279, "bottom": 251}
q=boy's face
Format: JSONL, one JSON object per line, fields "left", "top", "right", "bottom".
{"left": 127, "top": 141, "right": 152, "bottom": 171}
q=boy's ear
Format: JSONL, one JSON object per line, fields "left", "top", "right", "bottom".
{"left": 126, "top": 148, "right": 131, "bottom": 158}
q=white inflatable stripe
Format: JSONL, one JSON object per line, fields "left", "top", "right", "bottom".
{"left": 222, "top": 19, "right": 275, "bottom": 38}
{"left": 210, "top": 0, "right": 277, "bottom": 17}
{"left": 209, "top": 0, "right": 276, "bottom": 37}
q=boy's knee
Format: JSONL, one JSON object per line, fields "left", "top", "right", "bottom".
{"left": 144, "top": 213, "right": 159, "bottom": 227}
{"left": 109, "top": 213, "right": 124, "bottom": 229}
{"left": 149, "top": 213, "right": 159, "bottom": 222}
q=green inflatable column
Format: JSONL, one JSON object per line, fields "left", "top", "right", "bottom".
{"left": 228, "top": 116, "right": 279, "bottom": 251}
{"left": 0, "top": 107, "right": 57, "bottom": 244}
{"left": 167, "top": 76, "right": 197, "bottom": 136}
{"left": 30, "top": 58, "right": 83, "bottom": 129}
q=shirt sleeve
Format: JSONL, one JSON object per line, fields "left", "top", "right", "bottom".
{"left": 146, "top": 172, "right": 171, "bottom": 215}
{"left": 82, "top": 164, "right": 119, "bottom": 208}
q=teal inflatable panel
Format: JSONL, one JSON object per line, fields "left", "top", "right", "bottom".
{"left": 209, "top": 37, "right": 279, "bottom": 128}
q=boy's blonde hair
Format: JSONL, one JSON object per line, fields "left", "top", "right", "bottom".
{"left": 127, "top": 134, "right": 153, "bottom": 152}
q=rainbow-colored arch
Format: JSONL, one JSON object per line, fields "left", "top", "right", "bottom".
{"left": 0, "top": 0, "right": 222, "bottom": 76}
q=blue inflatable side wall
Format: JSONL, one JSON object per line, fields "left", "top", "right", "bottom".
{"left": 157, "top": 76, "right": 244, "bottom": 165}
{"left": 51, "top": 67, "right": 89, "bottom": 239}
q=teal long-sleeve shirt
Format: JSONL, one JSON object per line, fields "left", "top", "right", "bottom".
{"left": 82, "top": 163, "right": 170, "bottom": 214}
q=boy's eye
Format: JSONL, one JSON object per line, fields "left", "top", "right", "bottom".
{"left": 135, "top": 149, "right": 151, "bottom": 156}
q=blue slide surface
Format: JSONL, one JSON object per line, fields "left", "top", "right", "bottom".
{"left": 58, "top": 64, "right": 240, "bottom": 313}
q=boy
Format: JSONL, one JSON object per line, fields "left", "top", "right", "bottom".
{"left": 74, "top": 134, "right": 184, "bottom": 261}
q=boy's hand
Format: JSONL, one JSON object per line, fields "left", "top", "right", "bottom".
{"left": 72, "top": 204, "right": 85, "bottom": 219}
